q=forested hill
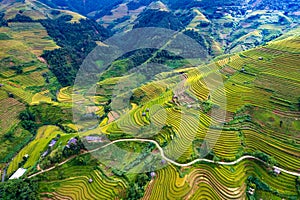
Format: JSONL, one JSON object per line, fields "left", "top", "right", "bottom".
{"left": 40, "top": 15, "right": 111, "bottom": 86}
{"left": 38, "top": 0, "right": 124, "bottom": 16}
{"left": 133, "top": 9, "right": 184, "bottom": 31}
{"left": 36, "top": 0, "right": 250, "bottom": 16}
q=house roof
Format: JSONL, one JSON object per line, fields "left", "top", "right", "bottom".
{"left": 49, "top": 139, "right": 57, "bottom": 147}
{"left": 42, "top": 150, "right": 49, "bottom": 157}
{"left": 9, "top": 168, "right": 27, "bottom": 180}
{"left": 274, "top": 168, "right": 281, "bottom": 174}
{"left": 85, "top": 136, "right": 102, "bottom": 141}
{"left": 68, "top": 138, "right": 78, "bottom": 145}
{"left": 66, "top": 138, "right": 78, "bottom": 148}
{"left": 150, "top": 172, "right": 156, "bottom": 177}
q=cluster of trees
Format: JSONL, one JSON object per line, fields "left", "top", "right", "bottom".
{"left": 175, "top": 11, "right": 196, "bottom": 26}
{"left": 19, "top": 103, "right": 73, "bottom": 134}
{"left": 63, "top": 138, "right": 84, "bottom": 157}
{"left": 0, "top": 12, "right": 8, "bottom": 27}
{"left": 0, "top": 179, "right": 39, "bottom": 200}
{"left": 3, "top": 125, "right": 17, "bottom": 142}
{"left": 107, "top": 133, "right": 133, "bottom": 141}
{"left": 296, "top": 176, "right": 300, "bottom": 195}
{"left": 247, "top": 175, "right": 271, "bottom": 192}
{"left": 126, "top": 0, "right": 154, "bottom": 11}
{"left": 250, "top": 0, "right": 299, "bottom": 11}
{"left": 8, "top": 14, "right": 33, "bottom": 22}
{"left": 42, "top": 151, "right": 63, "bottom": 168}
{"left": 134, "top": 9, "right": 184, "bottom": 31}
{"left": 73, "top": 155, "right": 89, "bottom": 166}
{"left": 41, "top": 137, "right": 84, "bottom": 169}
{"left": 126, "top": 173, "right": 151, "bottom": 200}
{"left": 92, "top": 0, "right": 123, "bottom": 19}
{"left": 201, "top": 100, "right": 213, "bottom": 113}
{"left": 107, "top": 16, "right": 130, "bottom": 29}
{"left": 40, "top": 15, "right": 110, "bottom": 86}
{"left": 9, "top": 61, "right": 35, "bottom": 75}
{"left": 19, "top": 108, "right": 38, "bottom": 134}
{"left": 253, "top": 150, "right": 277, "bottom": 167}
{"left": 196, "top": 21, "right": 210, "bottom": 28}
{"left": 261, "top": 29, "right": 283, "bottom": 44}
{"left": 39, "top": 0, "right": 122, "bottom": 16}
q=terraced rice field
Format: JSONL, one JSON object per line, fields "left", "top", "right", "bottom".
{"left": 57, "top": 87, "right": 73, "bottom": 103}
{"left": 267, "top": 36, "right": 300, "bottom": 53}
{"left": 1, "top": 24, "right": 297, "bottom": 199}
{"left": 31, "top": 90, "right": 53, "bottom": 105}
{"left": 0, "top": 22, "right": 58, "bottom": 66}
{"left": 0, "top": 21, "right": 58, "bottom": 107}
{"left": 82, "top": 35, "right": 300, "bottom": 199}
{"left": 38, "top": 160, "right": 127, "bottom": 200}
{"left": 1, "top": 0, "right": 48, "bottom": 20}
{"left": 0, "top": 90, "right": 8, "bottom": 100}
{"left": 243, "top": 129, "right": 300, "bottom": 171}
{"left": 143, "top": 159, "right": 299, "bottom": 200}
{"left": 0, "top": 97, "right": 25, "bottom": 133}
{"left": 7, "top": 125, "right": 64, "bottom": 176}
{"left": 99, "top": 35, "right": 300, "bottom": 168}
{"left": 2, "top": 84, "right": 34, "bottom": 104}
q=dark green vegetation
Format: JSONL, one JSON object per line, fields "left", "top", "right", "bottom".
{"left": 40, "top": 16, "right": 110, "bottom": 86}
{"left": 133, "top": 9, "right": 184, "bottom": 31}
{"left": 38, "top": 0, "right": 123, "bottom": 16}
{"left": 126, "top": 173, "right": 151, "bottom": 200}
{"left": 19, "top": 103, "right": 73, "bottom": 134}
{"left": 0, "top": 13, "right": 8, "bottom": 27}
{"left": 0, "top": 178, "right": 39, "bottom": 200}
{"left": 8, "top": 13, "right": 34, "bottom": 22}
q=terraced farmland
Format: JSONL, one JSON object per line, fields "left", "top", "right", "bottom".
{"left": 40, "top": 171, "right": 126, "bottom": 199}
{"left": 143, "top": 159, "right": 299, "bottom": 200}
{"left": 0, "top": 21, "right": 59, "bottom": 105}
{"left": 37, "top": 155, "right": 127, "bottom": 200}
{"left": 0, "top": 22, "right": 58, "bottom": 65}
{"left": 89, "top": 35, "right": 300, "bottom": 199}
{"left": 7, "top": 125, "right": 64, "bottom": 176}
{"left": 0, "top": 97, "right": 25, "bottom": 133}
{"left": 57, "top": 87, "right": 73, "bottom": 103}
{"left": 31, "top": 90, "right": 53, "bottom": 105}
{"left": 0, "top": 3, "right": 299, "bottom": 199}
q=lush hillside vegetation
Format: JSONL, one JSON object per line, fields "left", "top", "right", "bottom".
{"left": 2, "top": 30, "right": 296, "bottom": 200}
{"left": 40, "top": 15, "right": 110, "bottom": 86}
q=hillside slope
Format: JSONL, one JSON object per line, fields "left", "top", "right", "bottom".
{"left": 33, "top": 32, "right": 300, "bottom": 200}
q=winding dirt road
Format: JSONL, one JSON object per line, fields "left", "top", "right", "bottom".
{"left": 28, "top": 138, "right": 300, "bottom": 178}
